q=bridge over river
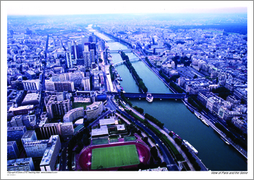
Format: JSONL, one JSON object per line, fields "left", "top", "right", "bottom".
{"left": 113, "top": 58, "right": 141, "bottom": 67}
{"left": 108, "top": 49, "right": 133, "bottom": 53}
{"left": 107, "top": 92, "right": 187, "bottom": 100}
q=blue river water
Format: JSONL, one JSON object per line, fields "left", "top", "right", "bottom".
{"left": 99, "top": 32, "right": 247, "bottom": 171}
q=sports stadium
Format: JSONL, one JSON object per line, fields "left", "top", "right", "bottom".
{"left": 76, "top": 136, "right": 150, "bottom": 170}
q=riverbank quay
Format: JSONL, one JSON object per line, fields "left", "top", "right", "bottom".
{"left": 95, "top": 29, "right": 173, "bottom": 93}
{"left": 133, "top": 49, "right": 248, "bottom": 160}
{"left": 183, "top": 98, "right": 247, "bottom": 159}
{"left": 119, "top": 51, "right": 147, "bottom": 93}
{"left": 122, "top": 102, "right": 208, "bottom": 171}
{"left": 111, "top": 102, "right": 180, "bottom": 170}
{"left": 182, "top": 95, "right": 248, "bottom": 159}
{"left": 201, "top": 112, "right": 247, "bottom": 159}
{"left": 132, "top": 51, "right": 189, "bottom": 98}
{"left": 133, "top": 50, "right": 177, "bottom": 93}
{"left": 94, "top": 27, "right": 133, "bottom": 48}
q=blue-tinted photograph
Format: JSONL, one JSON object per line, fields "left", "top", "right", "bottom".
{"left": 2, "top": 1, "right": 252, "bottom": 179}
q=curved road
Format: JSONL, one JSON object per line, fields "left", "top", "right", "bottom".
{"left": 106, "top": 96, "right": 179, "bottom": 170}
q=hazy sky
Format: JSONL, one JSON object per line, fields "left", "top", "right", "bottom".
{"left": 3, "top": 1, "right": 249, "bottom": 15}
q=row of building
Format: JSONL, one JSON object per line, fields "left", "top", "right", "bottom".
{"left": 6, "top": 19, "right": 111, "bottom": 171}
{"left": 197, "top": 92, "right": 247, "bottom": 133}
{"left": 100, "top": 22, "right": 247, "bottom": 102}
{"left": 7, "top": 132, "right": 61, "bottom": 171}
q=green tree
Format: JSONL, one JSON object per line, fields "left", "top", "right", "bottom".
{"left": 150, "top": 146, "right": 158, "bottom": 158}
{"left": 120, "top": 51, "right": 148, "bottom": 93}
{"left": 174, "top": 137, "right": 182, "bottom": 146}
{"left": 82, "top": 134, "right": 90, "bottom": 146}
{"left": 142, "top": 137, "right": 148, "bottom": 144}
{"left": 133, "top": 106, "right": 144, "bottom": 114}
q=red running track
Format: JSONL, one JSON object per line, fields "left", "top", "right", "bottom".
{"left": 77, "top": 141, "right": 150, "bottom": 171}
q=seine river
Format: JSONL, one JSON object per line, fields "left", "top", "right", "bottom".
{"left": 100, "top": 33, "right": 247, "bottom": 171}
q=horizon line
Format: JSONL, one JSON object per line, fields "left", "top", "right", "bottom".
{"left": 7, "top": 11, "right": 247, "bottom": 16}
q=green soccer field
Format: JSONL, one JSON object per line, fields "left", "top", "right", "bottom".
{"left": 91, "top": 145, "right": 140, "bottom": 170}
